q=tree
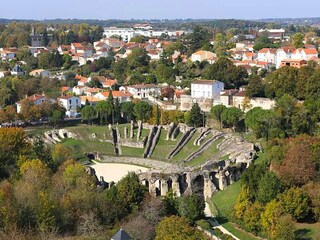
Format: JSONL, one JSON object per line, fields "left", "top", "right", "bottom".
{"left": 177, "top": 194, "right": 204, "bottom": 225}
{"left": 127, "top": 47, "right": 150, "bottom": 70}
{"left": 94, "top": 101, "right": 109, "bottom": 125}
{"left": 246, "top": 75, "right": 265, "bottom": 98}
{"left": 49, "top": 109, "right": 64, "bottom": 127}
{"left": 0, "top": 128, "right": 31, "bottom": 177}
{"left": 303, "top": 182, "right": 320, "bottom": 221}
{"left": 221, "top": 107, "right": 243, "bottom": 131}
{"left": 133, "top": 101, "right": 151, "bottom": 122}
{"left": 292, "top": 33, "right": 304, "bottom": 48}
{"left": 203, "top": 57, "right": 247, "bottom": 88}
{"left": 188, "top": 103, "right": 204, "bottom": 127}
{"left": 210, "top": 105, "right": 226, "bottom": 129}
{"left": 186, "top": 26, "right": 211, "bottom": 53}
{"left": 257, "top": 172, "right": 283, "bottom": 204}
{"left": 265, "top": 67, "right": 298, "bottom": 98}
{"left": 155, "top": 216, "right": 205, "bottom": 240}
{"left": 241, "top": 164, "right": 266, "bottom": 200}
{"left": 51, "top": 144, "right": 72, "bottom": 168}
{"left": 272, "top": 215, "right": 296, "bottom": 240}
{"left": 276, "top": 140, "right": 317, "bottom": 186}
{"left": 81, "top": 105, "right": 96, "bottom": 124}
{"left": 116, "top": 172, "right": 146, "bottom": 213}
{"left": 260, "top": 200, "right": 284, "bottom": 240}
{"left": 121, "top": 102, "right": 135, "bottom": 122}
{"left": 278, "top": 187, "right": 310, "bottom": 221}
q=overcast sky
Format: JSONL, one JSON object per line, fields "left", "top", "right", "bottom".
{"left": 1, "top": 0, "right": 319, "bottom": 20}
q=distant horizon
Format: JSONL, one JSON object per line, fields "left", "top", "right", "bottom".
{"left": 1, "top": 16, "right": 320, "bottom": 21}
{"left": 1, "top": 0, "right": 320, "bottom": 20}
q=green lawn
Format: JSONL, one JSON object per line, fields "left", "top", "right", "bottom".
{"left": 66, "top": 125, "right": 114, "bottom": 141}
{"left": 220, "top": 222, "right": 262, "bottom": 240}
{"left": 295, "top": 222, "right": 320, "bottom": 240}
{"left": 212, "top": 180, "right": 241, "bottom": 217}
{"left": 151, "top": 130, "right": 183, "bottom": 161}
{"left": 121, "top": 146, "right": 145, "bottom": 158}
{"left": 61, "top": 138, "right": 116, "bottom": 159}
{"left": 187, "top": 138, "right": 224, "bottom": 167}
{"left": 171, "top": 132, "right": 201, "bottom": 162}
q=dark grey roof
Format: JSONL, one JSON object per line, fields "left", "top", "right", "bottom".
{"left": 111, "top": 229, "right": 132, "bottom": 240}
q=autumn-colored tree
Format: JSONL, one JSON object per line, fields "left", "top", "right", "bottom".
{"left": 155, "top": 215, "right": 205, "bottom": 240}
{"left": 278, "top": 187, "right": 310, "bottom": 221}
{"left": 303, "top": 182, "right": 320, "bottom": 221}
{"left": 0, "top": 128, "right": 31, "bottom": 177}
{"left": 275, "top": 140, "right": 317, "bottom": 186}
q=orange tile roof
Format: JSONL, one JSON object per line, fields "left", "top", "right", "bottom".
{"left": 80, "top": 96, "right": 102, "bottom": 103}
{"left": 61, "top": 86, "right": 70, "bottom": 92}
{"left": 100, "top": 91, "right": 132, "bottom": 98}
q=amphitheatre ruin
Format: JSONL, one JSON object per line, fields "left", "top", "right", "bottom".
{"left": 36, "top": 121, "right": 258, "bottom": 200}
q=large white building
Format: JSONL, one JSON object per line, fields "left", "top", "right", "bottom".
{"left": 103, "top": 28, "right": 137, "bottom": 42}
{"left": 191, "top": 80, "right": 224, "bottom": 99}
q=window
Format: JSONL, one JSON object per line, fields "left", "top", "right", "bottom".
{"left": 69, "top": 100, "right": 71, "bottom": 104}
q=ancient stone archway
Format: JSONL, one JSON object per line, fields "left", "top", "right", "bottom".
{"left": 178, "top": 174, "right": 188, "bottom": 195}
{"left": 192, "top": 175, "right": 204, "bottom": 200}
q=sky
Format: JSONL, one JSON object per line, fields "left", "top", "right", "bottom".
{"left": 1, "top": 0, "right": 320, "bottom": 20}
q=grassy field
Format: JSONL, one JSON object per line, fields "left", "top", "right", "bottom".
{"left": 151, "top": 130, "right": 183, "bottom": 161}
{"left": 295, "top": 222, "right": 320, "bottom": 240}
{"left": 171, "top": 132, "right": 201, "bottom": 162}
{"left": 186, "top": 138, "right": 224, "bottom": 167}
{"left": 212, "top": 181, "right": 241, "bottom": 217}
{"left": 61, "top": 138, "right": 116, "bottom": 160}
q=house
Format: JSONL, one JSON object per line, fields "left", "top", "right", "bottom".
{"left": 258, "top": 28, "right": 285, "bottom": 39}
{"left": 72, "top": 86, "right": 88, "bottom": 95}
{"left": 11, "top": 64, "right": 25, "bottom": 76}
{"left": 191, "top": 80, "right": 224, "bottom": 99}
{"left": 191, "top": 51, "right": 217, "bottom": 62}
{"left": 58, "top": 96, "right": 81, "bottom": 112}
{"left": 102, "top": 79, "right": 117, "bottom": 89}
{"left": 111, "top": 229, "right": 132, "bottom": 240}
{"left": 276, "top": 47, "right": 296, "bottom": 69}
{"left": 280, "top": 59, "right": 307, "bottom": 68}
{"left": 80, "top": 96, "right": 102, "bottom": 106}
{"left": 16, "top": 94, "right": 52, "bottom": 113}
{"left": 147, "top": 49, "right": 161, "bottom": 60}
{"left": 57, "top": 45, "right": 71, "bottom": 55}
{"left": 0, "top": 47, "right": 17, "bottom": 60}
{"left": 84, "top": 87, "right": 102, "bottom": 96}
{"left": 127, "top": 84, "right": 160, "bottom": 99}
{"left": 257, "top": 48, "right": 277, "bottom": 64}
{"left": 71, "top": 43, "right": 84, "bottom": 53}
{"left": 29, "top": 69, "right": 50, "bottom": 78}
{"left": 291, "top": 48, "right": 319, "bottom": 61}
{"left": 76, "top": 75, "right": 89, "bottom": 86}
{"left": 242, "top": 52, "right": 255, "bottom": 61}
{"left": 94, "top": 90, "right": 132, "bottom": 103}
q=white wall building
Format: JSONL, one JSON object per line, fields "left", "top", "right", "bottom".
{"left": 191, "top": 80, "right": 224, "bottom": 99}
{"left": 257, "top": 48, "right": 277, "bottom": 64}
{"left": 58, "top": 96, "right": 81, "bottom": 111}
{"left": 103, "top": 28, "right": 137, "bottom": 42}
{"left": 276, "top": 47, "right": 296, "bottom": 69}
{"left": 127, "top": 84, "right": 160, "bottom": 99}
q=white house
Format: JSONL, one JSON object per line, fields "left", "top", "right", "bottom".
{"left": 16, "top": 94, "right": 52, "bottom": 113}
{"left": 291, "top": 48, "right": 319, "bottom": 61}
{"left": 191, "top": 80, "right": 224, "bottom": 99}
{"left": 257, "top": 48, "right": 277, "bottom": 64}
{"left": 276, "top": 47, "right": 296, "bottom": 69}
{"left": 29, "top": 69, "right": 50, "bottom": 78}
{"left": 127, "top": 84, "right": 160, "bottom": 99}
{"left": 58, "top": 96, "right": 81, "bottom": 111}
{"left": 191, "top": 51, "right": 217, "bottom": 62}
